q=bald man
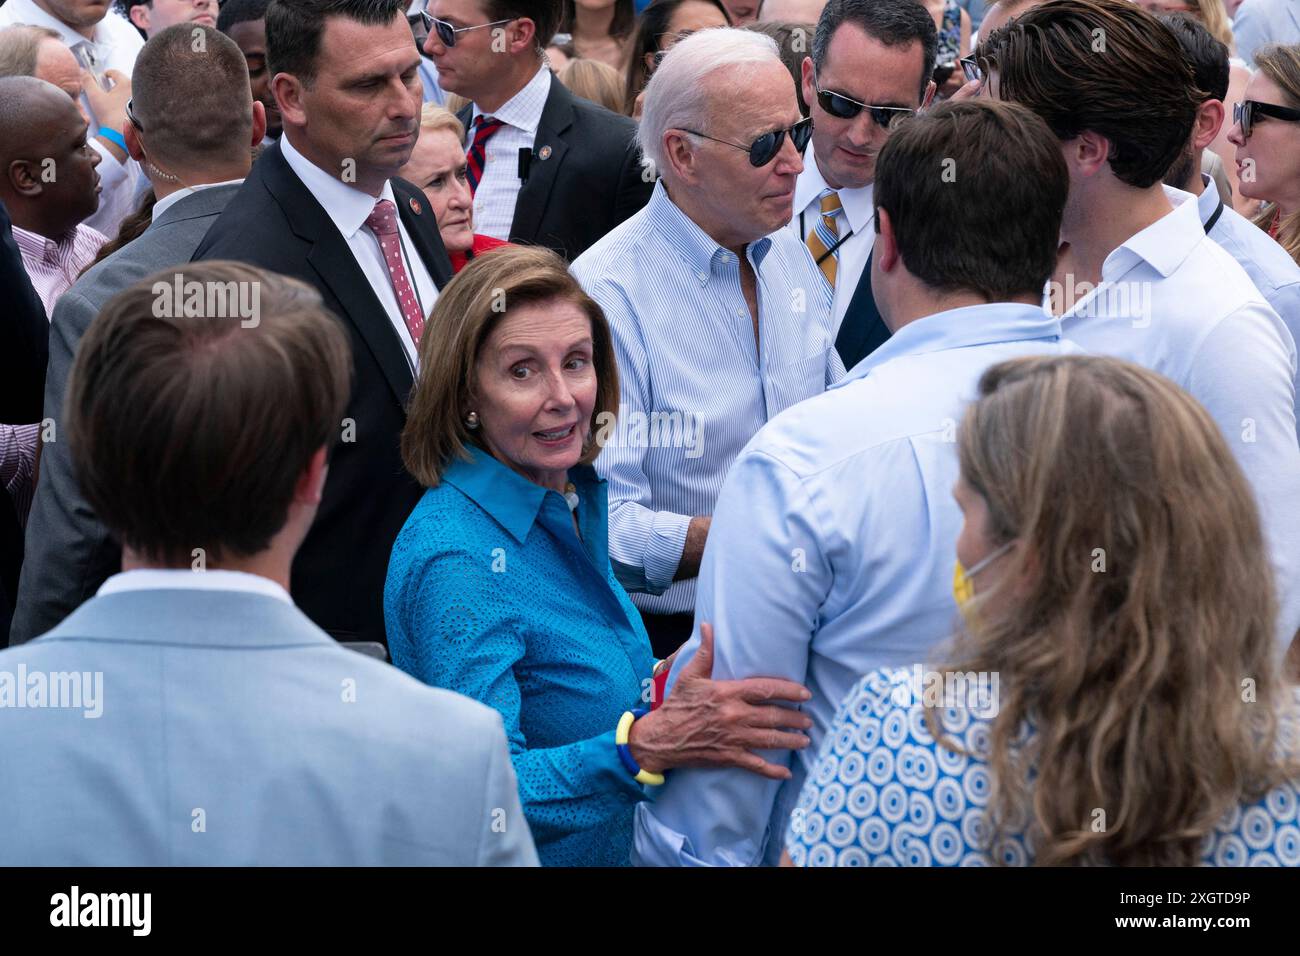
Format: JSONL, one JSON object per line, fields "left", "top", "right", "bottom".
{"left": 0, "top": 24, "right": 141, "bottom": 239}
{"left": 0, "top": 76, "right": 105, "bottom": 316}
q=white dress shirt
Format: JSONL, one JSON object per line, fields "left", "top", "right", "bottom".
{"left": 1198, "top": 174, "right": 1300, "bottom": 437}
{"left": 98, "top": 568, "right": 293, "bottom": 604}
{"left": 1055, "top": 185, "right": 1300, "bottom": 655}
{"left": 789, "top": 149, "right": 876, "bottom": 339}
{"left": 572, "top": 180, "right": 843, "bottom": 616}
{"left": 150, "top": 178, "right": 246, "bottom": 222}
{"left": 0, "top": 0, "right": 143, "bottom": 77}
{"left": 280, "top": 134, "right": 437, "bottom": 370}
{"left": 469, "top": 65, "right": 551, "bottom": 241}
{"left": 632, "top": 302, "right": 1079, "bottom": 867}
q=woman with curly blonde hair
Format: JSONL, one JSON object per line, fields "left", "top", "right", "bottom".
{"left": 785, "top": 355, "right": 1300, "bottom": 867}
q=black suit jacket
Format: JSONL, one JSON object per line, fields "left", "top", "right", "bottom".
{"left": 191, "top": 143, "right": 453, "bottom": 647}
{"left": 459, "top": 74, "right": 653, "bottom": 261}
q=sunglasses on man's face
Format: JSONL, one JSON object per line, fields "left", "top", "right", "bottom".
{"left": 959, "top": 55, "right": 982, "bottom": 85}
{"left": 678, "top": 116, "right": 814, "bottom": 167}
{"left": 419, "top": 10, "right": 516, "bottom": 48}
{"left": 814, "top": 87, "right": 914, "bottom": 129}
{"left": 1233, "top": 99, "right": 1300, "bottom": 139}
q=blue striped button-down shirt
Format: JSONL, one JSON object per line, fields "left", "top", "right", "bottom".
{"left": 632, "top": 302, "right": 1079, "bottom": 866}
{"left": 571, "top": 180, "right": 842, "bottom": 615}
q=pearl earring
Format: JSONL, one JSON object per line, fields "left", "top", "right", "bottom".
{"left": 465, "top": 411, "right": 480, "bottom": 429}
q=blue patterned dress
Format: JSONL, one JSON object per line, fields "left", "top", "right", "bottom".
{"left": 385, "top": 448, "right": 656, "bottom": 866}
{"left": 786, "top": 667, "right": 1300, "bottom": 866}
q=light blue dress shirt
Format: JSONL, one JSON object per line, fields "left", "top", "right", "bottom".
{"left": 1199, "top": 174, "right": 1300, "bottom": 438}
{"left": 571, "top": 180, "right": 842, "bottom": 616}
{"left": 1232, "top": 0, "right": 1300, "bottom": 66}
{"left": 632, "top": 302, "right": 1079, "bottom": 866}
{"left": 1055, "top": 186, "right": 1300, "bottom": 656}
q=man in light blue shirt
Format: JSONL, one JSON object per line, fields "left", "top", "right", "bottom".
{"left": 633, "top": 99, "right": 1079, "bottom": 866}
{"left": 984, "top": 0, "right": 1300, "bottom": 654}
{"left": 1232, "top": 0, "right": 1300, "bottom": 67}
{"left": 572, "top": 27, "right": 841, "bottom": 656}
{"left": 0, "top": 261, "right": 537, "bottom": 866}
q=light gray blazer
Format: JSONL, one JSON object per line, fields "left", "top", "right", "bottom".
{"left": 0, "top": 586, "right": 539, "bottom": 865}
{"left": 10, "top": 184, "right": 242, "bottom": 646}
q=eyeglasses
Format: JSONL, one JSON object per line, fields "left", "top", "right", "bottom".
{"left": 125, "top": 97, "right": 142, "bottom": 130}
{"left": 419, "top": 10, "right": 516, "bottom": 48}
{"left": 959, "top": 55, "right": 982, "bottom": 85}
{"left": 677, "top": 117, "right": 813, "bottom": 167}
{"left": 1233, "top": 99, "right": 1300, "bottom": 139}
{"left": 814, "top": 85, "right": 914, "bottom": 129}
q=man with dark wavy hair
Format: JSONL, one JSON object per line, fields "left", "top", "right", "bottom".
{"left": 980, "top": 0, "right": 1300, "bottom": 655}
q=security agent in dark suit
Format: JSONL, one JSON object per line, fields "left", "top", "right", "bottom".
{"left": 423, "top": 0, "right": 652, "bottom": 260}
{"left": 192, "top": 0, "right": 454, "bottom": 649}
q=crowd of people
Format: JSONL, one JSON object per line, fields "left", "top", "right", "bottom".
{"left": 1, "top": 0, "right": 1300, "bottom": 867}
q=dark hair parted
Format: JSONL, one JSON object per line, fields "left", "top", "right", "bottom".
{"left": 402, "top": 245, "right": 619, "bottom": 487}
{"left": 978, "top": 0, "right": 1201, "bottom": 188}
{"left": 266, "top": 0, "right": 408, "bottom": 86}
{"left": 874, "top": 99, "right": 1068, "bottom": 300}
{"left": 66, "top": 261, "right": 353, "bottom": 566}
{"left": 1159, "top": 12, "right": 1229, "bottom": 104}
{"left": 812, "top": 0, "right": 937, "bottom": 100}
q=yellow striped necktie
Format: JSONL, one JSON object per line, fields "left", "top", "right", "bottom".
{"left": 805, "top": 190, "right": 843, "bottom": 288}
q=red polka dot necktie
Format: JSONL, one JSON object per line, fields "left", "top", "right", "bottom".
{"left": 466, "top": 115, "right": 505, "bottom": 197}
{"left": 364, "top": 198, "right": 424, "bottom": 348}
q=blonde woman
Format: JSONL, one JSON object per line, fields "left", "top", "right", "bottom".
{"left": 1229, "top": 43, "right": 1300, "bottom": 264}
{"left": 785, "top": 355, "right": 1300, "bottom": 866}
{"left": 397, "top": 104, "right": 507, "bottom": 273}
{"left": 557, "top": 57, "right": 626, "bottom": 113}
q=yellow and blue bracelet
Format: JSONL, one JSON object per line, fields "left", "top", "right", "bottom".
{"left": 615, "top": 708, "right": 665, "bottom": 786}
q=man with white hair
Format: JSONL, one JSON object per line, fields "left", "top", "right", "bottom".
{"left": 571, "top": 28, "right": 842, "bottom": 658}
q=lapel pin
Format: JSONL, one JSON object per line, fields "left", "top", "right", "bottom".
{"left": 538, "top": 145, "right": 552, "bottom": 161}
{"left": 409, "top": 197, "right": 422, "bottom": 214}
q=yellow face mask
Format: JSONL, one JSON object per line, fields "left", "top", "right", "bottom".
{"left": 952, "top": 540, "right": 1015, "bottom": 610}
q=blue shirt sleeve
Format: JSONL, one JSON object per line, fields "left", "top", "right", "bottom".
{"left": 633, "top": 445, "right": 834, "bottom": 865}
{"left": 388, "top": 545, "right": 646, "bottom": 850}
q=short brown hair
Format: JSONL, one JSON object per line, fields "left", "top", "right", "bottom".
{"left": 874, "top": 99, "right": 1068, "bottom": 300}
{"left": 66, "top": 261, "right": 353, "bottom": 566}
{"left": 402, "top": 245, "right": 619, "bottom": 487}
{"left": 131, "top": 24, "right": 255, "bottom": 170}
{"left": 979, "top": 0, "right": 1201, "bottom": 188}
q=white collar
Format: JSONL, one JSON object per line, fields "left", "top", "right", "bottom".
{"left": 1104, "top": 184, "right": 1204, "bottom": 280}
{"left": 97, "top": 568, "right": 293, "bottom": 604}
{"left": 151, "top": 178, "right": 244, "bottom": 222}
{"left": 793, "top": 146, "right": 875, "bottom": 233}
{"left": 6, "top": 0, "right": 127, "bottom": 52}
{"left": 280, "top": 134, "right": 398, "bottom": 240}
{"left": 471, "top": 64, "right": 551, "bottom": 135}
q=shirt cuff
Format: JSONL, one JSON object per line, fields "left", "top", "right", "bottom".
{"left": 643, "top": 511, "right": 692, "bottom": 591}
{"left": 582, "top": 728, "right": 648, "bottom": 801}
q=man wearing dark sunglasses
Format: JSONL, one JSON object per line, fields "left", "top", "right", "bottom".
{"left": 422, "top": 0, "right": 651, "bottom": 260}
{"left": 571, "top": 27, "right": 841, "bottom": 660}
{"left": 792, "top": 0, "right": 936, "bottom": 371}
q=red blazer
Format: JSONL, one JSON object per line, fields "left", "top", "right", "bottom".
{"left": 450, "top": 234, "right": 509, "bottom": 274}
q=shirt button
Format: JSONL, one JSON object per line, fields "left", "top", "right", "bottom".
{"left": 736, "top": 308, "right": 745, "bottom": 317}
{"left": 697, "top": 271, "right": 707, "bottom": 283}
